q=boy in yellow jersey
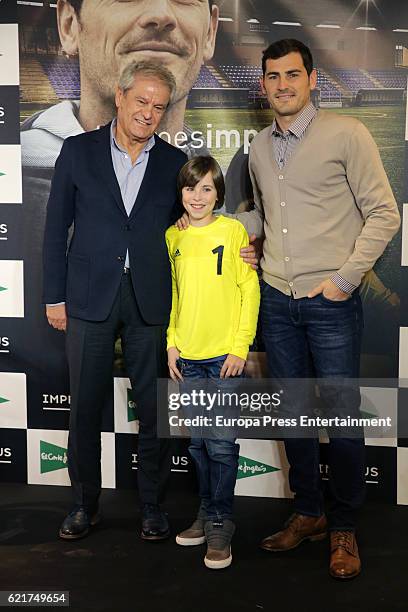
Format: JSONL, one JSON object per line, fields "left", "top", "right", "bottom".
{"left": 165, "top": 156, "right": 260, "bottom": 569}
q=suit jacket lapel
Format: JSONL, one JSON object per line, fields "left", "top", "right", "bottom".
{"left": 93, "top": 123, "right": 127, "bottom": 217}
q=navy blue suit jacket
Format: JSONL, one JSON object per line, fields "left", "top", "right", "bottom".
{"left": 42, "top": 122, "right": 187, "bottom": 324}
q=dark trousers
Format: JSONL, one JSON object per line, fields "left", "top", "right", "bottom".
{"left": 65, "top": 273, "right": 171, "bottom": 511}
{"left": 179, "top": 357, "right": 241, "bottom": 521}
{"left": 260, "top": 281, "right": 366, "bottom": 530}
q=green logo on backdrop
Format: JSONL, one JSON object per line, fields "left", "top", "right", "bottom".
{"left": 0, "top": 286, "right": 7, "bottom": 292}
{"left": 237, "top": 455, "right": 280, "bottom": 479}
{"left": 0, "top": 396, "right": 9, "bottom": 404}
{"left": 40, "top": 440, "right": 68, "bottom": 474}
{"left": 0, "top": 172, "right": 5, "bottom": 177}
{"left": 127, "top": 389, "right": 137, "bottom": 422}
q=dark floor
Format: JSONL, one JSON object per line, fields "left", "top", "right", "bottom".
{"left": 0, "top": 484, "right": 407, "bottom": 612}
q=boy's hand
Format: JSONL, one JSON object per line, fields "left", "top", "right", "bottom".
{"left": 168, "top": 347, "right": 183, "bottom": 382}
{"left": 175, "top": 212, "right": 189, "bottom": 231}
{"left": 220, "top": 354, "right": 246, "bottom": 378}
{"left": 240, "top": 234, "right": 260, "bottom": 270}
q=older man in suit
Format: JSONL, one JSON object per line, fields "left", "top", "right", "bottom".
{"left": 43, "top": 61, "right": 187, "bottom": 541}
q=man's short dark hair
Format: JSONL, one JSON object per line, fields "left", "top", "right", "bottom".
{"left": 69, "top": 0, "right": 214, "bottom": 17}
{"left": 262, "top": 39, "right": 314, "bottom": 76}
{"left": 177, "top": 156, "right": 224, "bottom": 209}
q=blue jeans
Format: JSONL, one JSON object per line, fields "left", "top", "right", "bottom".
{"left": 260, "top": 281, "right": 365, "bottom": 531}
{"left": 179, "top": 357, "right": 241, "bottom": 521}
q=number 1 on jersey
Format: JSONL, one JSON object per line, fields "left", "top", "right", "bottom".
{"left": 212, "top": 245, "right": 224, "bottom": 275}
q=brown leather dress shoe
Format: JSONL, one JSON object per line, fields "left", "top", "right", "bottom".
{"left": 329, "top": 531, "right": 361, "bottom": 579}
{"left": 260, "top": 513, "right": 327, "bottom": 552}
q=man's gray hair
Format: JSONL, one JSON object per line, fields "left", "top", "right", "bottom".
{"left": 118, "top": 60, "right": 176, "bottom": 102}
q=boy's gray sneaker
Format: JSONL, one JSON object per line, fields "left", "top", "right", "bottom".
{"left": 204, "top": 519, "right": 235, "bottom": 569}
{"left": 176, "top": 519, "right": 206, "bottom": 546}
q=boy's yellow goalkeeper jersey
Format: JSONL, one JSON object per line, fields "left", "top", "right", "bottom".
{"left": 165, "top": 215, "right": 260, "bottom": 361}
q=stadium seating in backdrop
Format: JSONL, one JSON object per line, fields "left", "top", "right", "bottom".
{"left": 219, "top": 64, "right": 262, "bottom": 89}
{"left": 192, "top": 65, "right": 224, "bottom": 88}
{"left": 368, "top": 70, "right": 407, "bottom": 89}
{"left": 331, "top": 69, "right": 378, "bottom": 93}
{"left": 18, "top": 57, "right": 407, "bottom": 105}
{"left": 39, "top": 55, "right": 80, "bottom": 99}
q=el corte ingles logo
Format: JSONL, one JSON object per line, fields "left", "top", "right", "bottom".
{"left": 0, "top": 286, "right": 7, "bottom": 292}
{"left": 237, "top": 455, "right": 280, "bottom": 480}
{"left": 40, "top": 440, "right": 68, "bottom": 474}
{"left": 127, "top": 389, "right": 137, "bottom": 422}
{"left": 0, "top": 395, "right": 9, "bottom": 404}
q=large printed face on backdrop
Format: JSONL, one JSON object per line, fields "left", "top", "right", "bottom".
{"left": 261, "top": 52, "right": 317, "bottom": 124}
{"left": 58, "top": 0, "right": 218, "bottom": 107}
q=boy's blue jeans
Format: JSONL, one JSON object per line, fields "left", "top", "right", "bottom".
{"left": 178, "top": 357, "right": 242, "bottom": 522}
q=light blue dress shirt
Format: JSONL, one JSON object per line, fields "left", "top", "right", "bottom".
{"left": 110, "top": 119, "right": 156, "bottom": 268}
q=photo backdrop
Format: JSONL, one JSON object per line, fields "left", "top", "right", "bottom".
{"left": 0, "top": 0, "right": 407, "bottom": 503}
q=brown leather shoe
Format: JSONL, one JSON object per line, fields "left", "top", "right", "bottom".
{"left": 260, "top": 513, "right": 327, "bottom": 552}
{"left": 329, "top": 531, "right": 361, "bottom": 579}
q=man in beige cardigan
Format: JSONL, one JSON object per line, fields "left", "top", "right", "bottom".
{"left": 237, "top": 39, "right": 400, "bottom": 579}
